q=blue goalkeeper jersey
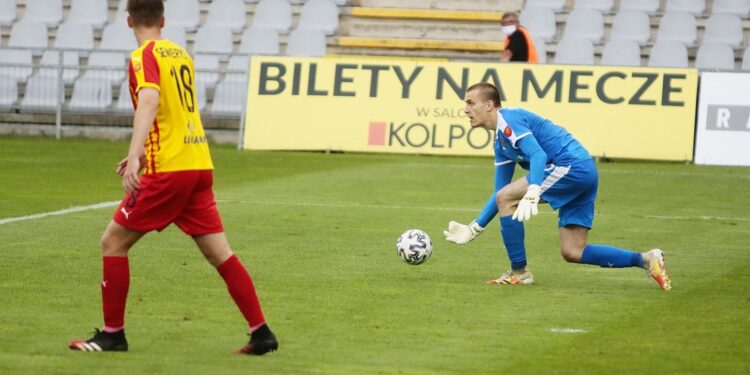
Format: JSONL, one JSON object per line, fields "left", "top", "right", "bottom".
{"left": 493, "top": 107, "right": 591, "bottom": 169}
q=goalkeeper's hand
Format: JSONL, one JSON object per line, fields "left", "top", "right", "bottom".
{"left": 512, "top": 184, "right": 541, "bottom": 222}
{"left": 443, "top": 220, "right": 485, "bottom": 245}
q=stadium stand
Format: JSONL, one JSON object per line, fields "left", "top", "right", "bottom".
{"left": 20, "top": 73, "right": 59, "bottom": 111}
{"left": 525, "top": 0, "right": 565, "bottom": 12}
{"left": 744, "top": 47, "right": 750, "bottom": 70}
{"left": 666, "top": 0, "right": 706, "bottom": 15}
{"left": 0, "top": 0, "right": 17, "bottom": 26}
{"left": 601, "top": 38, "right": 641, "bottom": 66}
{"left": 68, "top": 0, "right": 109, "bottom": 29}
{"left": 252, "top": 0, "right": 293, "bottom": 33}
{"left": 712, "top": 0, "right": 750, "bottom": 17}
{"left": 563, "top": 8, "right": 604, "bottom": 44}
{"left": 8, "top": 20, "right": 48, "bottom": 56}
{"left": 519, "top": 6, "right": 557, "bottom": 42}
{"left": 54, "top": 21, "right": 94, "bottom": 57}
{"left": 22, "top": 0, "right": 63, "bottom": 27}
{"left": 703, "top": 13, "right": 743, "bottom": 48}
{"left": 165, "top": 0, "right": 201, "bottom": 32}
{"left": 39, "top": 50, "right": 79, "bottom": 84}
{"left": 610, "top": 10, "right": 651, "bottom": 46}
{"left": 0, "top": 48, "right": 33, "bottom": 82}
{"left": 619, "top": 0, "right": 660, "bottom": 15}
{"left": 206, "top": 0, "right": 247, "bottom": 33}
{"left": 298, "top": 0, "right": 340, "bottom": 35}
{"left": 554, "top": 37, "right": 595, "bottom": 65}
{"left": 695, "top": 42, "right": 737, "bottom": 69}
{"left": 69, "top": 77, "right": 113, "bottom": 112}
{"left": 648, "top": 41, "right": 689, "bottom": 67}
{"left": 239, "top": 27, "right": 280, "bottom": 55}
{"left": 657, "top": 12, "right": 698, "bottom": 46}
{"left": 0, "top": 74, "right": 17, "bottom": 109}
{"left": 286, "top": 27, "right": 327, "bottom": 56}
{"left": 573, "top": 0, "right": 615, "bottom": 13}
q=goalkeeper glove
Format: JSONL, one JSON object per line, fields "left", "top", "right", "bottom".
{"left": 512, "top": 184, "right": 541, "bottom": 222}
{"left": 444, "top": 220, "right": 485, "bottom": 245}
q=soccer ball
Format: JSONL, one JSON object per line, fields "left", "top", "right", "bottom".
{"left": 396, "top": 229, "right": 433, "bottom": 265}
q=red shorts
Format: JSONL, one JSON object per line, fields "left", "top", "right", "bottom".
{"left": 113, "top": 170, "right": 224, "bottom": 235}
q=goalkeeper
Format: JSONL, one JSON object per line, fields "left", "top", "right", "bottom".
{"left": 444, "top": 83, "right": 671, "bottom": 290}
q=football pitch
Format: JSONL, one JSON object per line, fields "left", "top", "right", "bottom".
{"left": 0, "top": 137, "right": 748, "bottom": 374}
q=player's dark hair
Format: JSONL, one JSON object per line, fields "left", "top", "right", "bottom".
{"left": 467, "top": 83, "right": 502, "bottom": 108}
{"left": 127, "top": 0, "right": 164, "bottom": 27}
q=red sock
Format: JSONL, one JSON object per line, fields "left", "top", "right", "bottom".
{"left": 102, "top": 256, "right": 130, "bottom": 331}
{"left": 217, "top": 255, "right": 265, "bottom": 328}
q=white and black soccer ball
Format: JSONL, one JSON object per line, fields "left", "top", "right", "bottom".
{"left": 396, "top": 229, "right": 433, "bottom": 265}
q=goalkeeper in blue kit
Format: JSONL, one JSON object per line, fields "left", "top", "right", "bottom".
{"left": 444, "top": 83, "right": 671, "bottom": 290}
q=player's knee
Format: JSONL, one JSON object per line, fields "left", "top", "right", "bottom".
{"left": 560, "top": 245, "right": 583, "bottom": 263}
{"left": 100, "top": 233, "right": 128, "bottom": 257}
{"left": 496, "top": 188, "right": 514, "bottom": 210}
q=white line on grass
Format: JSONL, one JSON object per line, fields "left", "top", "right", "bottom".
{"left": 0, "top": 201, "right": 120, "bottom": 225}
{"left": 550, "top": 328, "right": 587, "bottom": 334}
{"left": 645, "top": 214, "right": 750, "bottom": 222}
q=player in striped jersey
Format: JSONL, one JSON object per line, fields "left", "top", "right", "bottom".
{"left": 444, "top": 83, "right": 671, "bottom": 290}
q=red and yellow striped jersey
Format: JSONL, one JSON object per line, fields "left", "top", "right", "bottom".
{"left": 128, "top": 39, "right": 213, "bottom": 174}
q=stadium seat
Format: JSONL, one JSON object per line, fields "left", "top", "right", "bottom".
{"left": 573, "top": 0, "right": 614, "bottom": 13}
{"left": 83, "top": 52, "right": 126, "bottom": 85}
{"left": 531, "top": 36, "right": 547, "bottom": 63}
{"left": 0, "top": 48, "right": 33, "bottom": 82}
{"left": 8, "top": 21, "right": 48, "bottom": 56}
{"left": 165, "top": 0, "right": 201, "bottom": 31}
{"left": 0, "top": 0, "right": 17, "bottom": 26}
{"left": 226, "top": 55, "right": 250, "bottom": 82}
{"left": 648, "top": 41, "right": 688, "bottom": 67}
{"left": 162, "top": 25, "right": 187, "bottom": 49}
{"left": 610, "top": 10, "right": 651, "bottom": 45}
{"left": 115, "top": 80, "right": 132, "bottom": 112}
{"left": 562, "top": 9, "right": 604, "bottom": 43}
{"left": 712, "top": 0, "right": 750, "bottom": 17}
{"left": 695, "top": 43, "right": 736, "bottom": 70}
{"left": 524, "top": 0, "right": 565, "bottom": 12}
{"left": 656, "top": 12, "right": 697, "bottom": 46}
{"left": 619, "top": 0, "right": 660, "bottom": 15}
{"left": 239, "top": 28, "right": 280, "bottom": 55}
{"left": 68, "top": 77, "right": 112, "bottom": 112}
{"left": 553, "top": 37, "right": 594, "bottom": 65}
{"left": 20, "top": 73, "right": 60, "bottom": 111}
{"left": 68, "top": 0, "right": 109, "bottom": 29}
{"left": 206, "top": 0, "right": 247, "bottom": 33}
{"left": 244, "top": 0, "right": 260, "bottom": 3}
{"left": 39, "top": 50, "right": 80, "bottom": 84}
{"left": 22, "top": 0, "right": 63, "bottom": 27}
{"left": 665, "top": 0, "right": 705, "bottom": 16}
{"left": 194, "top": 25, "right": 234, "bottom": 60}
{"left": 743, "top": 47, "right": 750, "bottom": 71}
{"left": 194, "top": 54, "right": 220, "bottom": 89}
{"left": 702, "top": 14, "right": 743, "bottom": 48}
{"left": 252, "top": 0, "right": 293, "bottom": 34}
{"left": 0, "top": 74, "right": 17, "bottom": 110}
{"left": 54, "top": 22, "right": 94, "bottom": 57}
{"left": 195, "top": 80, "right": 207, "bottom": 111}
{"left": 285, "top": 27, "right": 327, "bottom": 56}
{"left": 328, "top": 0, "right": 347, "bottom": 5}
{"left": 210, "top": 79, "right": 246, "bottom": 115}
{"left": 298, "top": 0, "right": 340, "bottom": 35}
{"left": 114, "top": 0, "right": 128, "bottom": 24}
{"left": 519, "top": 7, "right": 557, "bottom": 42}
{"left": 601, "top": 39, "right": 641, "bottom": 66}
{"left": 101, "top": 23, "right": 138, "bottom": 52}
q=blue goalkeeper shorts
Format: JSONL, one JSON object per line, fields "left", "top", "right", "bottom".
{"left": 528, "top": 158, "right": 599, "bottom": 229}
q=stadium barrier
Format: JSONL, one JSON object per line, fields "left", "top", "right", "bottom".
{"left": 241, "top": 55, "right": 699, "bottom": 161}
{"left": 694, "top": 71, "right": 750, "bottom": 167}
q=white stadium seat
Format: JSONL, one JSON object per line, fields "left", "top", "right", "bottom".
{"left": 0, "top": 74, "right": 18, "bottom": 109}
{"left": 239, "top": 28, "right": 280, "bottom": 55}
{"left": 194, "top": 54, "right": 220, "bottom": 89}
{"left": 210, "top": 79, "right": 246, "bottom": 115}
{"left": 520, "top": 7, "right": 557, "bottom": 42}
{"left": 68, "top": 0, "right": 109, "bottom": 29}
{"left": 115, "top": 80, "right": 133, "bottom": 112}
{"left": 226, "top": 55, "right": 250, "bottom": 82}
{"left": 0, "top": 48, "right": 33, "bottom": 82}
{"left": 54, "top": 22, "right": 94, "bottom": 57}
{"left": 9, "top": 21, "right": 48, "bottom": 56}
{"left": 712, "top": 0, "right": 750, "bottom": 17}
{"left": 69, "top": 77, "right": 112, "bottom": 112}
{"left": 695, "top": 43, "right": 736, "bottom": 70}
{"left": 162, "top": 25, "right": 187, "bottom": 49}
{"left": 531, "top": 36, "right": 547, "bottom": 63}
{"left": 601, "top": 39, "right": 641, "bottom": 66}
{"left": 165, "top": 0, "right": 201, "bottom": 31}
{"left": 83, "top": 52, "right": 126, "bottom": 85}
{"left": 101, "top": 23, "right": 139, "bottom": 52}
{"left": 665, "top": 0, "right": 705, "bottom": 16}
{"left": 553, "top": 37, "right": 594, "bottom": 65}
{"left": 285, "top": 27, "right": 327, "bottom": 56}
{"left": 252, "top": 0, "right": 293, "bottom": 34}
{"left": 573, "top": 0, "right": 614, "bottom": 13}
{"left": 648, "top": 41, "right": 688, "bottom": 67}
{"left": 619, "top": 0, "right": 660, "bottom": 15}
{"left": 524, "top": 0, "right": 565, "bottom": 12}
{"left": 194, "top": 25, "right": 234, "bottom": 60}
{"left": 22, "top": 0, "right": 63, "bottom": 27}
{"left": 206, "top": 0, "right": 247, "bottom": 33}
{"left": 656, "top": 12, "right": 697, "bottom": 46}
{"left": 702, "top": 14, "right": 743, "bottom": 48}
{"left": 743, "top": 47, "right": 750, "bottom": 71}
{"left": 0, "top": 0, "right": 17, "bottom": 26}
{"left": 563, "top": 9, "right": 604, "bottom": 43}
{"left": 298, "top": 0, "right": 340, "bottom": 35}
{"left": 20, "top": 73, "right": 60, "bottom": 111}
{"left": 610, "top": 10, "right": 651, "bottom": 46}
{"left": 39, "top": 50, "right": 80, "bottom": 84}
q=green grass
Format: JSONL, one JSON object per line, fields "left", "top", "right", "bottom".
{"left": 0, "top": 137, "right": 748, "bottom": 374}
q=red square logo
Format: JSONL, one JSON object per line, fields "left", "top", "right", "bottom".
{"left": 368, "top": 122, "right": 386, "bottom": 146}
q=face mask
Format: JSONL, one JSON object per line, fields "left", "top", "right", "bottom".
{"left": 502, "top": 25, "right": 517, "bottom": 36}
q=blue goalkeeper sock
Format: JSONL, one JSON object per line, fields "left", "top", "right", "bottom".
{"left": 500, "top": 215, "right": 527, "bottom": 270}
{"left": 580, "top": 244, "right": 643, "bottom": 268}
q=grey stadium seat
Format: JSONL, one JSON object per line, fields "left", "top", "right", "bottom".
{"left": 115, "top": 80, "right": 132, "bottom": 112}
{"left": 68, "top": 0, "right": 109, "bottom": 29}
{"left": 0, "top": 48, "right": 33, "bottom": 82}
{"left": 619, "top": 0, "right": 660, "bottom": 15}
{"left": 206, "top": 0, "right": 247, "bottom": 33}
{"left": 0, "top": 74, "right": 17, "bottom": 110}
{"left": 695, "top": 43, "right": 736, "bottom": 70}
{"left": 553, "top": 37, "right": 594, "bottom": 65}
{"left": 563, "top": 9, "right": 604, "bottom": 43}
{"left": 702, "top": 14, "right": 743, "bottom": 48}
{"left": 601, "top": 39, "right": 641, "bottom": 66}
{"left": 83, "top": 52, "right": 126, "bottom": 85}
{"left": 195, "top": 80, "right": 207, "bottom": 112}
{"left": 39, "top": 50, "right": 80, "bottom": 84}
{"left": 610, "top": 10, "right": 651, "bottom": 45}
{"left": 162, "top": 25, "right": 187, "bottom": 49}
{"left": 648, "top": 41, "right": 688, "bottom": 67}
{"left": 165, "top": 0, "right": 201, "bottom": 31}
{"left": 298, "top": 0, "right": 340, "bottom": 35}
{"left": 194, "top": 25, "right": 234, "bottom": 60}
{"left": 54, "top": 22, "right": 94, "bottom": 57}
{"left": 194, "top": 54, "right": 220, "bottom": 89}
{"left": 101, "top": 23, "right": 138, "bottom": 52}
{"left": 531, "top": 36, "right": 547, "bottom": 63}
{"left": 665, "top": 0, "right": 705, "bottom": 16}
{"left": 524, "top": 0, "right": 566, "bottom": 12}
{"left": 21, "top": 73, "right": 60, "bottom": 111}
{"left": 22, "top": 0, "right": 62, "bottom": 27}
{"left": 656, "top": 12, "right": 697, "bottom": 46}
{"left": 520, "top": 7, "right": 557, "bottom": 42}
{"left": 226, "top": 55, "right": 250, "bottom": 82}
{"left": 239, "top": 28, "right": 280, "bottom": 55}
{"left": 712, "top": 0, "right": 750, "bottom": 17}
{"left": 573, "top": 0, "right": 614, "bottom": 13}
{"left": 9, "top": 21, "right": 48, "bottom": 56}
{"left": 69, "top": 77, "right": 112, "bottom": 112}
{"left": 0, "top": 0, "right": 17, "bottom": 26}
{"left": 210, "top": 79, "right": 246, "bottom": 115}
{"left": 252, "top": 0, "right": 293, "bottom": 34}
{"left": 743, "top": 47, "right": 750, "bottom": 71}
{"left": 285, "top": 27, "right": 327, "bottom": 56}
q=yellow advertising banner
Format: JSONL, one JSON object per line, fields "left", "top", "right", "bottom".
{"left": 243, "top": 56, "right": 698, "bottom": 161}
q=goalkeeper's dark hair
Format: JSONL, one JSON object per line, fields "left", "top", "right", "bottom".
{"left": 467, "top": 83, "right": 502, "bottom": 108}
{"left": 127, "top": 0, "right": 164, "bottom": 27}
